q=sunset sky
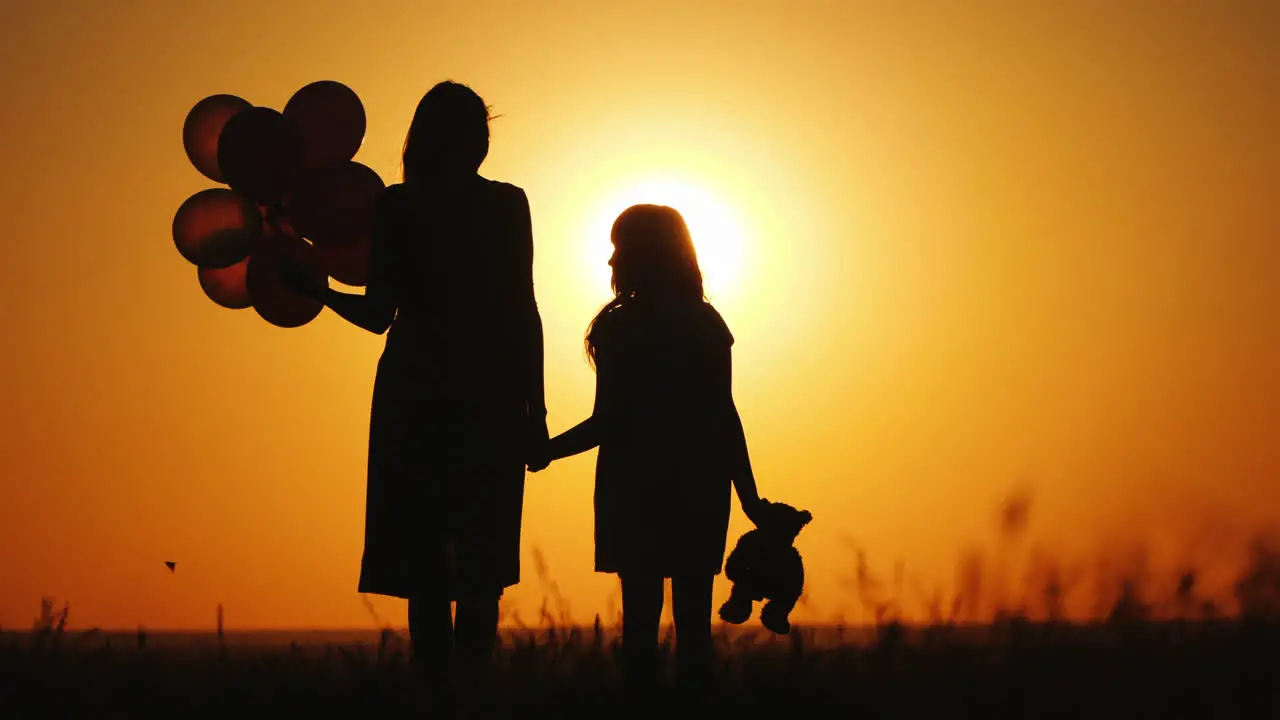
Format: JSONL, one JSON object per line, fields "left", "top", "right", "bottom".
{"left": 1, "top": 0, "right": 1277, "bottom": 631}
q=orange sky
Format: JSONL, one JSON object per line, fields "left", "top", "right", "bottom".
{"left": 1, "top": 0, "right": 1277, "bottom": 631}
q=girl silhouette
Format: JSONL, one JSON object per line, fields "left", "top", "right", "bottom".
{"left": 282, "top": 81, "right": 547, "bottom": 677}
{"left": 534, "top": 204, "right": 767, "bottom": 697}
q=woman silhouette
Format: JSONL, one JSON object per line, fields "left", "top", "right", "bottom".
{"left": 282, "top": 81, "right": 547, "bottom": 675}
{"left": 534, "top": 204, "right": 767, "bottom": 698}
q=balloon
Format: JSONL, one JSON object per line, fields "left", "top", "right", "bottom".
{"left": 317, "top": 235, "right": 371, "bottom": 287}
{"left": 217, "top": 106, "right": 301, "bottom": 205}
{"left": 286, "top": 161, "right": 384, "bottom": 246}
{"left": 258, "top": 203, "right": 299, "bottom": 239}
{"left": 172, "top": 188, "right": 260, "bottom": 268}
{"left": 246, "top": 234, "right": 326, "bottom": 328}
{"left": 183, "top": 94, "right": 252, "bottom": 183}
{"left": 197, "top": 257, "right": 252, "bottom": 309}
{"left": 283, "top": 81, "right": 366, "bottom": 169}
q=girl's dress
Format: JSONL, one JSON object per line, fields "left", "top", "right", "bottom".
{"left": 590, "top": 297, "right": 737, "bottom": 577}
{"left": 357, "top": 176, "right": 540, "bottom": 600}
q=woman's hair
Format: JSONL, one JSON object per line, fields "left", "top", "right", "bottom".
{"left": 585, "top": 204, "right": 705, "bottom": 367}
{"left": 401, "top": 81, "right": 493, "bottom": 183}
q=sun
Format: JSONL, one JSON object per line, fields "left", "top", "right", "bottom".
{"left": 584, "top": 177, "right": 746, "bottom": 303}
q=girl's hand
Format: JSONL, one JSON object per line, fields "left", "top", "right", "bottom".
{"left": 742, "top": 495, "right": 770, "bottom": 529}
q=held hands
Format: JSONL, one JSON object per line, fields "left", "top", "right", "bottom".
{"left": 527, "top": 450, "right": 551, "bottom": 473}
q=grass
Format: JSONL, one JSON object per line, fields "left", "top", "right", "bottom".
{"left": 4, "top": 612, "right": 1280, "bottom": 718}
{"left": 6, "top": 533, "right": 1278, "bottom": 717}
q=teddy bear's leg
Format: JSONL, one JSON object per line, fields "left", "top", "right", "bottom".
{"left": 717, "top": 583, "right": 755, "bottom": 625}
{"left": 760, "top": 591, "right": 801, "bottom": 635}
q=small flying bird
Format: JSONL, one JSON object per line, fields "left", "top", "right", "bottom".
{"left": 165, "top": 561, "right": 177, "bottom": 573}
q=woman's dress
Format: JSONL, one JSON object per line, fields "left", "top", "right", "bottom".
{"left": 357, "top": 176, "right": 541, "bottom": 600}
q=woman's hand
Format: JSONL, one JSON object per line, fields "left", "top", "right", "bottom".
{"left": 527, "top": 452, "right": 551, "bottom": 473}
{"left": 279, "top": 256, "right": 327, "bottom": 299}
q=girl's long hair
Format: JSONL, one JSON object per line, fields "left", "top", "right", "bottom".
{"left": 585, "top": 204, "right": 705, "bottom": 367}
{"left": 401, "top": 81, "right": 493, "bottom": 183}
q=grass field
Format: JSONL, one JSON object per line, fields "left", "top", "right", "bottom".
{"left": 4, "top": 614, "right": 1279, "bottom": 719}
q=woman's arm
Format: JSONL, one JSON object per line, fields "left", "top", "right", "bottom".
{"left": 318, "top": 287, "right": 396, "bottom": 335}
{"left": 513, "top": 189, "right": 547, "bottom": 420}
{"left": 288, "top": 188, "right": 400, "bottom": 334}
{"left": 510, "top": 188, "right": 550, "bottom": 471}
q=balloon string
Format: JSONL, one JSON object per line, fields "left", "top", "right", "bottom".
{"left": 261, "top": 203, "right": 288, "bottom": 238}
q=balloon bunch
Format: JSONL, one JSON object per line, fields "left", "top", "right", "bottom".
{"left": 175, "top": 81, "right": 385, "bottom": 328}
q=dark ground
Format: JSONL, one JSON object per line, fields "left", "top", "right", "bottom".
{"left": 3, "top": 617, "right": 1279, "bottom": 718}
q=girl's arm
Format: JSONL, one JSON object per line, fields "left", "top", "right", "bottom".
{"left": 718, "top": 343, "right": 766, "bottom": 526}
{"left": 728, "top": 403, "right": 767, "bottom": 527}
{"left": 544, "top": 339, "right": 620, "bottom": 463}
{"left": 546, "top": 416, "right": 600, "bottom": 462}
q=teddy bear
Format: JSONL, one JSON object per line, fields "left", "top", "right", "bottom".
{"left": 719, "top": 499, "right": 812, "bottom": 634}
